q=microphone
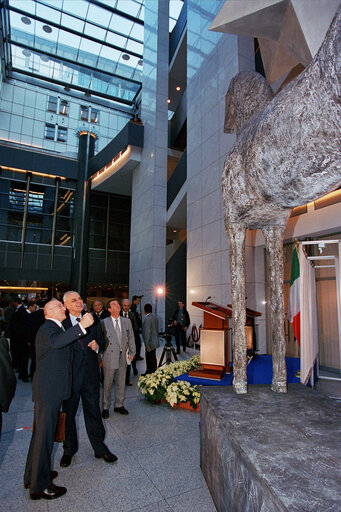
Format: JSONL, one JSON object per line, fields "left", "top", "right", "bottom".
{"left": 205, "top": 296, "right": 212, "bottom": 303}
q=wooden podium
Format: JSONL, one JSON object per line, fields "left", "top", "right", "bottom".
{"left": 189, "top": 301, "right": 261, "bottom": 380}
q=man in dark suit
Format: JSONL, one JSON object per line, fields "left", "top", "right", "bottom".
{"left": 142, "top": 304, "right": 159, "bottom": 375}
{"left": 0, "top": 336, "right": 16, "bottom": 439}
{"left": 172, "top": 300, "right": 190, "bottom": 354}
{"left": 60, "top": 291, "right": 117, "bottom": 468}
{"left": 131, "top": 295, "right": 143, "bottom": 360}
{"left": 27, "top": 305, "right": 46, "bottom": 379}
{"left": 24, "top": 299, "right": 94, "bottom": 500}
{"left": 8, "top": 296, "right": 30, "bottom": 381}
{"left": 121, "top": 298, "right": 138, "bottom": 384}
{"left": 92, "top": 300, "right": 110, "bottom": 319}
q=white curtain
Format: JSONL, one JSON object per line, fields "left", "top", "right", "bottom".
{"left": 299, "top": 246, "right": 319, "bottom": 385}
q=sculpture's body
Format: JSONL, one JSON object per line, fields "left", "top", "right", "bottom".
{"left": 222, "top": 8, "right": 341, "bottom": 394}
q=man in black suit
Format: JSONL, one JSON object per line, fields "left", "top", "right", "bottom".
{"left": 24, "top": 299, "right": 94, "bottom": 500}
{"left": 60, "top": 291, "right": 117, "bottom": 468}
{"left": 121, "top": 298, "right": 138, "bottom": 384}
{"left": 0, "top": 336, "right": 16, "bottom": 439}
{"left": 131, "top": 296, "right": 143, "bottom": 360}
{"left": 92, "top": 300, "right": 110, "bottom": 319}
{"left": 8, "top": 296, "right": 30, "bottom": 381}
{"left": 172, "top": 300, "right": 190, "bottom": 354}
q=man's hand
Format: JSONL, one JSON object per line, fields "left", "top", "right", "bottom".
{"left": 88, "top": 340, "right": 98, "bottom": 351}
{"left": 129, "top": 355, "right": 134, "bottom": 361}
{"left": 80, "top": 313, "right": 94, "bottom": 329}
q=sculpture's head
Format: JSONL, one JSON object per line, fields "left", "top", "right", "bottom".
{"left": 224, "top": 71, "right": 274, "bottom": 137}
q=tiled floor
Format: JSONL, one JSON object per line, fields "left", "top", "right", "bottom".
{"left": 0, "top": 344, "right": 217, "bottom": 512}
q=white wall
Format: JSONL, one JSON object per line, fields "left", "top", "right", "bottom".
{"left": 185, "top": 0, "right": 268, "bottom": 350}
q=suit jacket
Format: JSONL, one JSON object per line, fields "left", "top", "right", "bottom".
{"left": 0, "top": 337, "right": 16, "bottom": 412}
{"left": 172, "top": 308, "right": 190, "bottom": 328}
{"left": 101, "top": 316, "right": 135, "bottom": 370}
{"left": 142, "top": 314, "right": 159, "bottom": 352}
{"left": 32, "top": 320, "right": 84, "bottom": 404}
{"left": 120, "top": 310, "right": 138, "bottom": 333}
{"left": 9, "top": 304, "right": 29, "bottom": 345}
{"left": 27, "top": 309, "right": 45, "bottom": 345}
{"left": 62, "top": 313, "right": 105, "bottom": 385}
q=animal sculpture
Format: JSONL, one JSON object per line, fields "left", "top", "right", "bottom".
{"left": 222, "top": 7, "right": 341, "bottom": 393}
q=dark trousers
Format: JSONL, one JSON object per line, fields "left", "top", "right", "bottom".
{"left": 134, "top": 333, "right": 142, "bottom": 359}
{"left": 145, "top": 349, "right": 157, "bottom": 374}
{"left": 24, "top": 401, "right": 59, "bottom": 493}
{"left": 62, "top": 367, "right": 106, "bottom": 457}
{"left": 174, "top": 325, "right": 186, "bottom": 352}
{"left": 125, "top": 358, "right": 137, "bottom": 383}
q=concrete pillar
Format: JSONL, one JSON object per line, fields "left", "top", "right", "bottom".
{"left": 70, "top": 131, "right": 96, "bottom": 298}
{"left": 129, "top": 0, "right": 169, "bottom": 329}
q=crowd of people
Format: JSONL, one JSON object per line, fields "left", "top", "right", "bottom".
{"left": 0, "top": 291, "right": 190, "bottom": 501}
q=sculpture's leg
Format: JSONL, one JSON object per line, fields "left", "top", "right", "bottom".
{"left": 227, "top": 222, "right": 247, "bottom": 394}
{"left": 262, "top": 226, "right": 287, "bottom": 393}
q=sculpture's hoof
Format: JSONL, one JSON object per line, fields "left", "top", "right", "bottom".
{"left": 271, "top": 380, "right": 287, "bottom": 393}
{"left": 233, "top": 380, "right": 247, "bottom": 394}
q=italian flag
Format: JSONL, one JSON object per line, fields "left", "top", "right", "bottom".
{"left": 287, "top": 246, "right": 300, "bottom": 344}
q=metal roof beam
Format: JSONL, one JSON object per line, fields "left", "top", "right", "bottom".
{"left": 8, "top": 4, "right": 143, "bottom": 59}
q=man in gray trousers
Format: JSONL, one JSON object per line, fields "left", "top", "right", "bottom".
{"left": 101, "top": 299, "right": 135, "bottom": 418}
{"left": 142, "top": 303, "right": 159, "bottom": 375}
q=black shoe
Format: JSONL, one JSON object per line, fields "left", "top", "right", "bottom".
{"left": 60, "top": 454, "right": 72, "bottom": 468}
{"left": 135, "top": 356, "right": 144, "bottom": 361}
{"left": 95, "top": 451, "right": 118, "bottom": 463}
{"left": 114, "top": 406, "right": 129, "bottom": 415}
{"left": 102, "top": 409, "right": 109, "bottom": 419}
{"left": 125, "top": 381, "right": 132, "bottom": 386}
{"left": 25, "top": 470, "right": 58, "bottom": 489}
{"left": 30, "top": 483, "right": 67, "bottom": 500}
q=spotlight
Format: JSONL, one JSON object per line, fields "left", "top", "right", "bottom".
{"left": 176, "top": 86, "right": 181, "bottom": 91}
{"left": 21, "top": 16, "right": 31, "bottom": 25}
{"left": 42, "top": 25, "right": 52, "bottom": 33}
{"left": 167, "top": 99, "right": 171, "bottom": 104}
{"left": 122, "top": 54, "right": 130, "bottom": 61}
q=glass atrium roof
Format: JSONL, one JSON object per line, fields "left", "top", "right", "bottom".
{"left": 2, "top": 0, "right": 183, "bottom": 106}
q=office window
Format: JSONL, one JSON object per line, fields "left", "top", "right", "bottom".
{"left": 57, "top": 126, "right": 67, "bottom": 142}
{"left": 9, "top": 186, "right": 44, "bottom": 213}
{"left": 45, "top": 123, "right": 55, "bottom": 140}
{"left": 91, "top": 108, "right": 99, "bottom": 124}
{"left": 80, "top": 105, "right": 89, "bottom": 121}
{"left": 47, "top": 95, "right": 58, "bottom": 113}
{"left": 59, "top": 99, "right": 69, "bottom": 116}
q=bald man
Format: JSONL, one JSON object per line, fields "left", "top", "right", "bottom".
{"left": 24, "top": 299, "right": 94, "bottom": 500}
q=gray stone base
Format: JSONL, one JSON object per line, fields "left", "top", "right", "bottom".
{"left": 200, "top": 384, "right": 341, "bottom": 512}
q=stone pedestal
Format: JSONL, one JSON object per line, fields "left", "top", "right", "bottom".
{"left": 200, "top": 384, "right": 341, "bottom": 512}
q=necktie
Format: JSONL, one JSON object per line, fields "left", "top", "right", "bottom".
{"left": 124, "top": 313, "right": 128, "bottom": 318}
{"left": 115, "top": 318, "right": 121, "bottom": 335}
{"left": 76, "top": 317, "right": 84, "bottom": 349}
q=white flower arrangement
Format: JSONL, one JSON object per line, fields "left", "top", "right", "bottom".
{"left": 166, "top": 380, "right": 201, "bottom": 409}
{"left": 138, "top": 355, "right": 200, "bottom": 404}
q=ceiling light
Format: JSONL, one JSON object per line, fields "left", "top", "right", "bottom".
{"left": 40, "top": 54, "right": 49, "bottom": 62}
{"left": 22, "top": 49, "right": 31, "bottom": 57}
{"left": 21, "top": 16, "right": 31, "bottom": 25}
{"left": 138, "top": 59, "right": 143, "bottom": 66}
{"left": 167, "top": 99, "right": 171, "bottom": 104}
{"left": 42, "top": 25, "right": 52, "bottom": 33}
{"left": 176, "top": 86, "right": 181, "bottom": 91}
{"left": 122, "top": 54, "right": 130, "bottom": 61}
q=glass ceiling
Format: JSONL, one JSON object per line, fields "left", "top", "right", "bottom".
{"left": 2, "top": 0, "right": 184, "bottom": 106}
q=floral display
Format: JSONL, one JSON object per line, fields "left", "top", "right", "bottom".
{"left": 165, "top": 380, "right": 201, "bottom": 410}
{"left": 138, "top": 355, "right": 201, "bottom": 406}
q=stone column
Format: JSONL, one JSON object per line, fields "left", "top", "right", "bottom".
{"left": 129, "top": 0, "right": 169, "bottom": 329}
{"left": 70, "top": 131, "right": 96, "bottom": 298}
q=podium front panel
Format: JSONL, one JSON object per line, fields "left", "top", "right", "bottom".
{"left": 200, "top": 329, "right": 226, "bottom": 366}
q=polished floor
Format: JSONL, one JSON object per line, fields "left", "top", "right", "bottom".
{"left": 0, "top": 344, "right": 217, "bottom": 512}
